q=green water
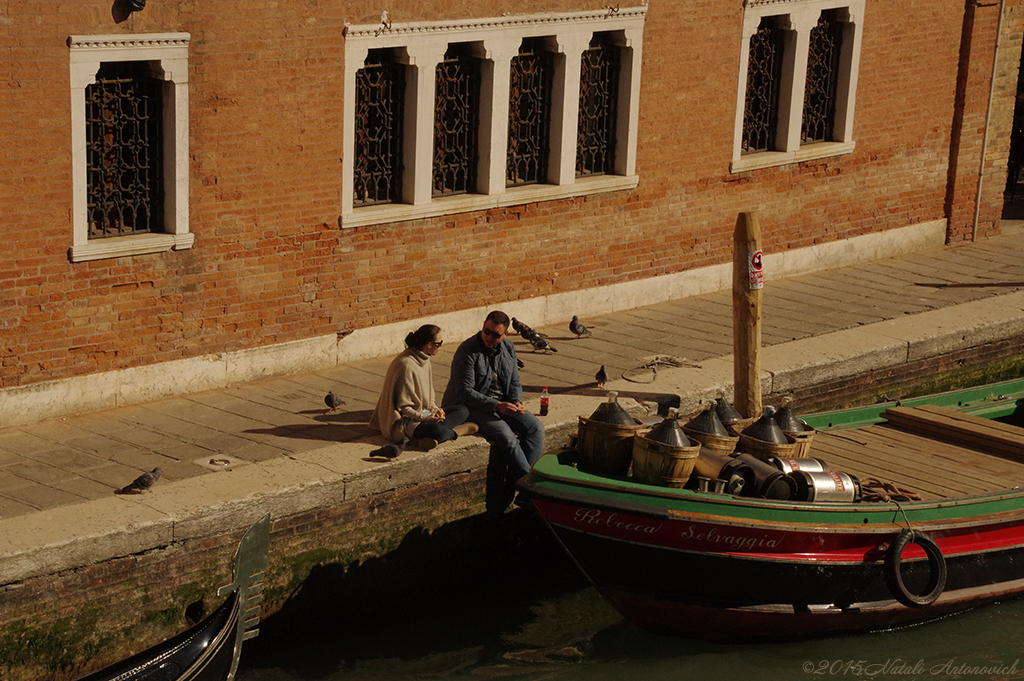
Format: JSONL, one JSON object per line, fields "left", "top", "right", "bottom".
{"left": 236, "top": 510, "right": 1024, "bottom": 681}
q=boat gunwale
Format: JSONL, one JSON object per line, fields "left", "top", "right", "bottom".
{"left": 541, "top": 515, "right": 1024, "bottom": 564}
{"left": 526, "top": 462, "right": 1024, "bottom": 520}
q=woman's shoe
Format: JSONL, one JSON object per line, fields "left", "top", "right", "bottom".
{"left": 413, "top": 437, "right": 438, "bottom": 451}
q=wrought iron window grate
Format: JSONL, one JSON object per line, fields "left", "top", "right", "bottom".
{"left": 576, "top": 35, "right": 619, "bottom": 177}
{"left": 742, "top": 20, "right": 784, "bottom": 155}
{"left": 802, "top": 11, "right": 843, "bottom": 144}
{"left": 86, "top": 61, "right": 163, "bottom": 239}
{"left": 433, "top": 44, "right": 480, "bottom": 197}
{"left": 507, "top": 39, "right": 553, "bottom": 187}
{"left": 354, "top": 52, "right": 406, "bottom": 206}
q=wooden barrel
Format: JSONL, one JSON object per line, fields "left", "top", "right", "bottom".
{"left": 631, "top": 436, "right": 701, "bottom": 488}
{"left": 577, "top": 416, "right": 645, "bottom": 475}
{"left": 782, "top": 423, "right": 816, "bottom": 458}
{"left": 682, "top": 427, "right": 739, "bottom": 455}
{"left": 737, "top": 432, "right": 802, "bottom": 461}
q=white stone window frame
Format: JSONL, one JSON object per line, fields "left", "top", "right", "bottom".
{"left": 731, "top": 0, "right": 864, "bottom": 173}
{"left": 68, "top": 33, "right": 193, "bottom": 263}
{"left": 341, "top": 9, "right": 646, "bottom": 229}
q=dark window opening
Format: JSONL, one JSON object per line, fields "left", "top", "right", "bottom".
{"left": 86, "top": 61, "right": 163, "bottom": 238}
{"left": 507, "top": 38, "right": 554, "bottom": 187}
{"left": 433, "top": 43, "right": 481, "bottom": 197}
{"left": 802, "top": 10, "right": 844, "bottom": 144}
{"left": 576, "top": 33, "right": 620, "bottom": 177}
{"left": 742, "top": 18, "right": 785, "bottom": 154}
{"left": 354, "top": 50, "right": 406, "bottom": 207}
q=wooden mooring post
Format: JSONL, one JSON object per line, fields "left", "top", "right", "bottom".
{"left": 733, "top": 211, "right": 763, "bottom": 418}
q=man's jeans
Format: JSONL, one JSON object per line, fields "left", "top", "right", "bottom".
{"left": 467, "top": 409, "right": 545, "bottom": 479}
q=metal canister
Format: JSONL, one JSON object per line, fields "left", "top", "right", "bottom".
{"left": 767, "top": 457, "right": 831, "bottom": 475}
{"left": 693, "top": 451, "right": 755, "bottom": 496}
{"left": 789, "top": 470, "right": 862, "bottom": 503}
{"left": 732, "top": 453, "right": 797, "bottom": 500}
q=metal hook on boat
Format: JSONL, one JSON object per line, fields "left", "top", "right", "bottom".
{"left": 883, "top": 528, "right": 946, "bottom": 608}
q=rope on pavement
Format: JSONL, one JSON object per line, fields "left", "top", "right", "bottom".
{"left": 620, "top": 355, "right": 701, "bottom": 383}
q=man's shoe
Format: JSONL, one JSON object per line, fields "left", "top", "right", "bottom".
{"left": 413, "top": 437, "right": 438, "bottom": 451}
{"left": 452, "top": 422, "right": 479, "bottom": 438}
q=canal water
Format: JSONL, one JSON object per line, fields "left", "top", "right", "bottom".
{"left": 237, "top": 509, "right": 1024, "bottom": 681}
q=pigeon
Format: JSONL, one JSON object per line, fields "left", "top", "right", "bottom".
{"left": 369, "top": 438, "right": 408, "bottom": 460}
{"left": 511, "top": 317, "right": 542, "bottom": 341}
{"left": 569, "top": 315, "right": 592, "bottom": 338}
{"left": 324, "top": 390, "right": 345, "bottom": 414}
{"left": 595, "top": 365, "right": 608, "bottom": 389}
{"left": 117, "top": 467, "right": 162, "bottom": 494}
{"left": 530, "top": 337, "right": 557, "bottom": 353}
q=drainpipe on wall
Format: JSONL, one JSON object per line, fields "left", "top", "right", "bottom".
{"left": 973, "top": 0, "right": 1007, "bottom": 241}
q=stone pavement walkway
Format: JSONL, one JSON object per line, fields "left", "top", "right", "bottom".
{"left": 2, "top": 223, "right": 1024, "bottom": 521}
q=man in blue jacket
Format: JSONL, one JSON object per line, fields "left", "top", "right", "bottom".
{"left": 442, "top": 310, "right": 545, "bottom": 480}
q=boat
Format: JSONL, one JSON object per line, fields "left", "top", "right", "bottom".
{"left": 517, "top": 379, "right": 1024, "bottom": 641}
{"left": 76, "top": 514, "right": 270, "bottom": 681}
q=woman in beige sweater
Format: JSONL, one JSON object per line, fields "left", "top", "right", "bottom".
{"left": 370, "top": 324, "right": 474, "bottom": 450}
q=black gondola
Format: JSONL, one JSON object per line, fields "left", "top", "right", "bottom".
{"left": 76, "top": 514, "right": 270, "bottom": 681}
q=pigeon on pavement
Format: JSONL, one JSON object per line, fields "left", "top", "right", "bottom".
{"left": 117, "top": 467, "right": 162, "bottom": 494}
{"left": 324, "top": 391, "right": 345, "bottom": 414}
{"left": 530, "top": 337, "right": 557, "bottom": 353}
{"left": 595, "top": 365, "right": 608, "bottom": 389}
{"left": 511, "top": 317, "right": 542, "bottom": 341}
{"left": 569, "top": 315, "right": 592, "bottom": 338}
{"left": 370, "top": 438, "right": 408, "bottom": 460}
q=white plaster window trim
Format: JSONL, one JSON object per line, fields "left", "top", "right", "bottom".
{"left": 341, "top": 9, "right": 646, "bottom": 229}
{"left": 68, "top": 33, "right": 192, "bottom": 262}
{"left": 730, "top": 0, "right": 864, "bottom": 174}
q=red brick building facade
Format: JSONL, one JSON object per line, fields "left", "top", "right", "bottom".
{"left": 1, "top": 0, "right": 1021, "bottom": 422}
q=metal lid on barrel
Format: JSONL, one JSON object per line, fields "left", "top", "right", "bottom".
{"left": 588, "top": 391, "right": 637, "bottom": 426}
{"left": 741, "top": 406, "right": 788, "bottom": 444}
{"left": 774, "top": 403, "right": 803, "bottom": 432}
{"left": 643, "top": 408, "right": 692, "bottom": 447}
{"left": 714, "top": 396, "right": 745, "bottom": 425}
{"left": 683, "top": 403, "right": 731, "bottom": 437}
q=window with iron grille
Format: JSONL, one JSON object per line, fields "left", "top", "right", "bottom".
{"left": 802, "top": 10, "right": 844, "bottom": 145}
{"left": 433, "top": 43, "right": 481, "bottom": 197}
{"left": 507, "top": 38, "right": 554, "bottom": 187}
{"left": 576, "top": 33, "right": 620, "bottom": 177}
{"left": 85, "top": 61, "right": 163, "bottom": 239}
{"left": 731, "top": 1, "right": 863, "bottom": 173}
{"left": 341, "top": 10, "right": 646, "bottom": 227}
{"left": 742, "top": 19, "right": 785, "bottom": 155}
{"left": 354, "top": 50, "right": 405, "bottom": 206}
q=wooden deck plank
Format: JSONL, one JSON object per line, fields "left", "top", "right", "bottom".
{"left": 809, "top": 428, "right": 1021, "bottom": 495}
{"left": 864, "top": 425, "right": 1024, "bottom": 482}
{"left": 816, "top": 430, "right": 981, "bottom": 490}
{"left": 803, "top": 405, "right": 1024, "bottom": 501}
{"left": 855, "top": 428, "right": 1024, "bottom": 481}
{"left": 808, "top": 434, "right": 970, "bottom": 499}
{"left": 883, "top": 405, "right": 1024, "bottom": 462}
{"left": 800, "top": 448, "right": 947, "bottom": 501}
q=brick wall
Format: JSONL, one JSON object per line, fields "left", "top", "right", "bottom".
{"left": 0, "top": 0, "right": 1017, "bottom": 391}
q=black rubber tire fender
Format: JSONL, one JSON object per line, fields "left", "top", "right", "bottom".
{"left": 884, "top": 528, "right": 947, "bottom": 608}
